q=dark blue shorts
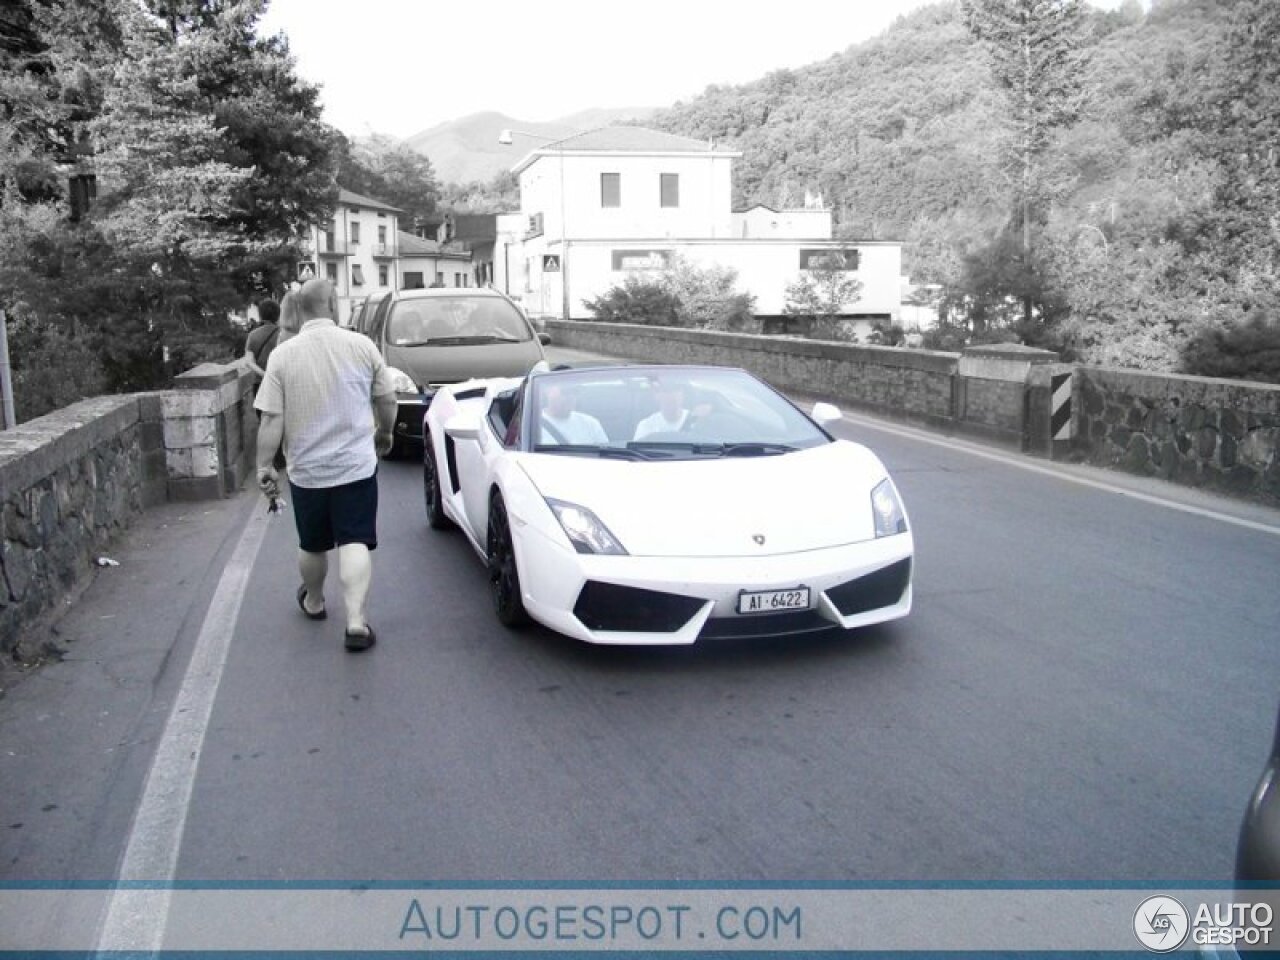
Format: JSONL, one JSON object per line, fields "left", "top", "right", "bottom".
{"left": 289, "top": 472, "right": 378, "bottom": 553}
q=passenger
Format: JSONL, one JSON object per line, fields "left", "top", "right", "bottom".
{"left": 538, "top": 382, "right": 608, "bottom": 445}
{"left": 633, "top": 378, "right": 690, "bottom": 440}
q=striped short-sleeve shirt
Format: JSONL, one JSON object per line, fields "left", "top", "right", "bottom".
{"left": 255, "top": 319, "right": 397, "bottom": 489}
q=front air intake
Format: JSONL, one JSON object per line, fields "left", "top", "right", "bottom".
{"left": 825, "top": 558, "right": 911, "bottom": 617}
{"left": 573, "top": 581, "right": 704, "bottom": 633}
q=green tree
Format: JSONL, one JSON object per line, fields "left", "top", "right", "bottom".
{"left": 1199, "top": 0, "right": 1280, "bottom": 284}
{"left": 336, "top": 133, "right": 440, "bottom": 229}
{"left": 783, "top": 259, "right": 864, "bottom": 341}
{"left": 0, "top": 0, "right": 340, "bottom": 410}
{"left": 962, "top": 0, "right": 1089, "bottom": 323}
{"left": 660, "top": 255, "right": 756, "bottom": 331}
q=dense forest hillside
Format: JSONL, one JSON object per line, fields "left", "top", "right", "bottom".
{"left": 648, "top": 0, "right": 1280, "bottom": 377}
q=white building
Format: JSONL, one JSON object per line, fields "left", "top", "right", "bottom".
{"left": 499, "top": 127, "right": 902, "bottom": 324}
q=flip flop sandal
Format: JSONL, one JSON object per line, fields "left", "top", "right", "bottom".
{"left": 344, "top": 625, "right": 376, "bottom": 652}
{"left": 296, "top": 583, "right": 327, "bottom": 620}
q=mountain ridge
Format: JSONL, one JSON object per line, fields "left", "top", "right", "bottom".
{"left": 402, "top": 107, "right": 657, "bottom": 185}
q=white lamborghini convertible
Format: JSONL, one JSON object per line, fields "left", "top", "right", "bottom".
{"left": 421, "top": 364, "right": 913, "bottom": 645}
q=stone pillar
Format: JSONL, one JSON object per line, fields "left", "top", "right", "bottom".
{"left": 168, "top": 362, "right": 255, "bottom": 500}
{"left": 957, "top": 343, "right": 1060, "bottom": 450}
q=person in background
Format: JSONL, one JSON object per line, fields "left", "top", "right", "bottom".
{"left": 278, "top": 289, "right": 304, "bottom": 344}
{"left": 254, "top": 278, "right": 398, "bottom": 652}
{"left": 243, "top": 299, "right": 281, "bottom": 381}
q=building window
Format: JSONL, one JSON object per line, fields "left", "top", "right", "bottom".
{"left": 324, "top": 229, "right": 336, "bottom": 252}
{"left": 378, "top": 225, "right": 386, "bottom": 245}
{"left": 350, "top": 221, "right": 360, "bottom": 245}
{"left": 404, "top": 271, "right": 424, "bottom": 289}
{"left": 660, "top": 173, "right": 679, "bottom": 208}
{"left": 325, "top": 262, "right": 338, "bottom": 282}
{"left": 601, "top": 172, "right": 621, "bottom": 208}
{"left": 378, "top": 264, "right": 388, "bottom": 286}
{"left": 352, "top": 264, "right": 364, "bottom": 286}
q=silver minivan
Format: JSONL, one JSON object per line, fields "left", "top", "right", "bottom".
{"left": 363, "top": 287, "right": 550, "bottom": 456}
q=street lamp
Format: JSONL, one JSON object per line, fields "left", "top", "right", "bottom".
{"left": 498, "top": 128, "right": 569, "bottom": 322}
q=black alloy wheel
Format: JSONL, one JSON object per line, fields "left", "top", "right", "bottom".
{"left": 422, "top": 431, "right": 450, "bottom": 530}
{"left": 487, "top": 492, "right": 529, "bottom": 627}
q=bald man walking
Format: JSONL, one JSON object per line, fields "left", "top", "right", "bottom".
{"left": 254, "top": 278, "right": 397, "bottom": 651}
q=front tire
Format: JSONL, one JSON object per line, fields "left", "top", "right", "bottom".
{"left": 487, "top": 492, "right": 529, "bottom": 627}
{"left": 422, "top": 431, "right": 450, "bottom": 530}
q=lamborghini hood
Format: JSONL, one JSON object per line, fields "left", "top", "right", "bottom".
{"left": 517, "top": 441, "right": 893, "bottom": 557}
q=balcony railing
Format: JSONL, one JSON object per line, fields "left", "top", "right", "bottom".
{"left": 316, "top": 238, "right": 353, "bottom": 257}
{"left": 371, "top": 243, "right": 395, "bottom": 258}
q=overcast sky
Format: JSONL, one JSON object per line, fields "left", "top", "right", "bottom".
{"left": 258, "top": 0, "right": 1135, "bottom": 141}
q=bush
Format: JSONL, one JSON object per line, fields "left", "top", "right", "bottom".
{"left": 584, "top": 276, "right": 680, "bottom": 326}
{"left": 7, "top": 314, "right": 108, "bottom": 423}
{"left": 584, "top": 256, "right": 756, "bottom": 330}
{"left": 921, "top": 321, "right": 970, "bottom": 352}
{"left": 1181, "top": 310, "right": 1280, "bottom": 384}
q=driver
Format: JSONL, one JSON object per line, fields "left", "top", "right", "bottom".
{"left": 539, "top": 382, "right": 608, "bottom": 445}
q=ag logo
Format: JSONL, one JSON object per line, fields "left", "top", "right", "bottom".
{"left": 1133, "top": 896, "right": 1189, "bottom": 952}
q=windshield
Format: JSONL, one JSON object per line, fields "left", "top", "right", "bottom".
{"left": 527, "top": 367, "right": 831, "bottom": 458}
{"left": 388, "top": 297, "right": 531, "bottom": 347}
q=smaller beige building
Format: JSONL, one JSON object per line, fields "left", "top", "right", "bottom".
{"left": 300, "top": 189, "right": 474, "bottom": 325}
{"left": 299, "top": 189, "right": 402, "bottom": 326}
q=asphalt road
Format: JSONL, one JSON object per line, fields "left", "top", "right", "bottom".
{"left": 4, "top": 356, "right": 1279, "bottom": 890}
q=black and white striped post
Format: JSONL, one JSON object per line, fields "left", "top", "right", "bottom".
{"left": 1050, "top": 370, "right": 1073, "bottom": 457}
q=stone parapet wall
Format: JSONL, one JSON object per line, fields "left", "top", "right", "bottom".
{"left": 1077, "top": 367, "right": 1280, "bottom": 504}
{"left": 547, "top": 322, "right": 1280, "bottom": 505}
{"left": 547, "top": 321, "right": 960, "bottom": 429}
{"left": 0, "top": 362, "right": 257, "bottom": 654}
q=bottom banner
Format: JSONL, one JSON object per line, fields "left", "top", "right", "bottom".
{"left": 0, "top": 886, "right": 1276, "bottom": 955}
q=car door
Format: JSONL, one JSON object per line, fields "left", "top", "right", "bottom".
{"left": 455, "top": 385, "right": 525, "bottom": 546}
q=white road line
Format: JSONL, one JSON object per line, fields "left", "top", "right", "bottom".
{"left": 838, "top": 412, "right": 1280, "bottom": 539}
{"left": 95, "top": 506, "right": 272, "bottom": 954}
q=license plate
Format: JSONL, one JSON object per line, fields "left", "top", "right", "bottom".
{"left": 737, "top": 586, "right": 810, "bottom": 615}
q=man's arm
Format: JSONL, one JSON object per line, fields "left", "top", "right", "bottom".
{"left": 373, "top": 393, "right": 396, "bottom": 456}
{"left": 255, "top": 412, "right": 285, "bottom": 496}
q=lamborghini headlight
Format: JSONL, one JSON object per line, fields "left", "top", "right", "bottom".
{"left": 386, "top": 366, "right": 419, "bottom": 394}
{"left": 871, "top": 478, "right": 907, "bottom": 537}
{"left": 546, "top": 498, "right": 628, "bottom": 555}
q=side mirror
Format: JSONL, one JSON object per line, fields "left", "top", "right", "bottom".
{"left": 538, "top": 332, "right": 552, "bottom": 346}
{"left": 811, "top": 402, "right": 842, "bottom": 425}
{"left": 444, "top": 412, "right": 480, "bottom": 441}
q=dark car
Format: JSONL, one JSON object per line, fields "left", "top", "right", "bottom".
{"left": 362, "top": 287, "right": 549, "bottom": 456}
{"left": 1238, "top": 701, "right": 1280, "bottom": 883}
{"left": 350, "top": 291, "right": 389, "bottom": 335}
